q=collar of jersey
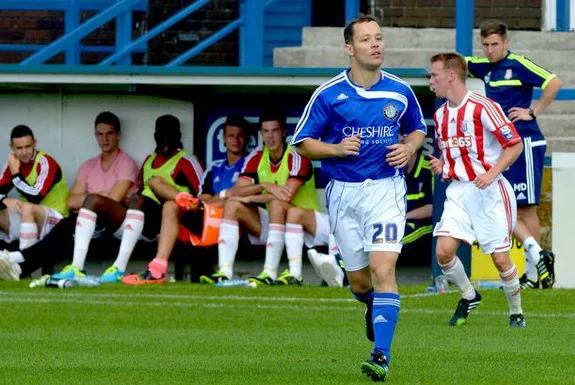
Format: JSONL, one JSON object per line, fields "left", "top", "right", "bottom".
{"left": 344, "top": 68, "right": 384, "bottom": 91}
{"left": 446, "top": 91, "right": 472, "bottom": 110}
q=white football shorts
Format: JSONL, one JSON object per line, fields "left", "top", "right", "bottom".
{"left": 433, "top": 176, "right": 516, "bottom": 254}
{"left": 326, "top": 176, "right": 406, "bottom": 271}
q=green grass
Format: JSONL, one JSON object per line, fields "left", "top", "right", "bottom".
{"left": 0, "top": 282, "right": 574, "bottom": 385}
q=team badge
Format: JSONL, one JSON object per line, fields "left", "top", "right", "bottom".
{"left": 461, "top": 120, "right": 469, "bottom": 133}
{"left": 499, "top": 126, "right": 514, "bottom": 140}
{"left": 504, "top": 69, "right": 513, "bottom": 80}
{"left": 484, "top": 71, "right": 491, "bottom": 84}
{"left": 383, "top": 104, "right": 398, "bottom": 120}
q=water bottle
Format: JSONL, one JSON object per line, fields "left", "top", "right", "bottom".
{"left": 45, "top": 277, "right": 76, "bottom": 289}
{"left": 29, "top": 274, "right": 50, "bottom": 288}
{"left": 73, "top": 275, "right": 101, "bottom": 287}
{"left": 215, "top": 279, "right": 250, "bottom": 288}
{"left": 434, "top": 275, "right": 449, "bottom": 294}
{"left": 475, "top": 280, "right": 502, "bottom": 290}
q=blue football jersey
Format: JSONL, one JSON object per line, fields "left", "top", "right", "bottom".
{"left": 291, "top": 70, "right": 427, "bottom": 183}
{"left": 200, "top": 157, "right": 246, "bottom": 195}
{"left": 467, "top": 52, "right": 556, "bottom": 138}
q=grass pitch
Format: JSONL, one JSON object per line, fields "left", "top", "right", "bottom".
{"left": 0, "top": 282, "right": 574, "bottom": 385}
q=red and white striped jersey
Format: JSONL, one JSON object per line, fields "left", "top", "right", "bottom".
{"left": 433, "top": 91, "right": 521, "bottom": 182}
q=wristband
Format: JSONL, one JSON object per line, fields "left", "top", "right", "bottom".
{"left": 219, "top": 189, "right": 227, "bottom": 199}
{"left": 529, "top": 108, "right": 536, "bottom": 120}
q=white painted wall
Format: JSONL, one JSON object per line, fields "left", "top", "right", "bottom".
{"left": 0, "top": 93, "right": 194, "bottom": 188}
{"left": 552, "top": 153, "right": 575, "bottom": 288}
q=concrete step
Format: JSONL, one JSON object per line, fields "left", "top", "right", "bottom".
{"left": 302, "top": 27, "right": 575, "bottom": 51}
{"left": 538, "top": 100, "right": 575, "bottom": 115}
{"left": 546, "top": 137, "right": 575, "bottom": 153}
{"left": 537, "top": 115, "right": 575, "bottom": 138}
{"left": 274, "top": 46, "right": 575, "bottom": 87}
{"left": 538, "top": 115, "right": 575, "bottom": 136}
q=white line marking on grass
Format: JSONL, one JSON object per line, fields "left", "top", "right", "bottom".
{"left": 0, "top": 290, "right": 436, "bottom": 304}
{"left": 0, "top": 292, "right": 574, "bottom": 318}
{"left": 0, "top": 296, "right": 355, "bottom": 312}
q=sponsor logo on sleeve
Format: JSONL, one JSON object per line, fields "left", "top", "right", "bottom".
{"left": 499, "top": 126, "right": 514, "bottom": 141}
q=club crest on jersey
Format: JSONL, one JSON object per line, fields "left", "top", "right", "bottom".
{"left": 461, "top": 120, "right": 470, "bottom": 133}
{"left": 499, "top": 125, "right": 514, "bottom": 140}
{"left": 383, "top": 104, "right": 398, "bottom": 120}
{"left": 504, "top": 69, "right": 513, "bottom": 80}
{"left": 484, "top": 72, "right": 491, "bottom": 84}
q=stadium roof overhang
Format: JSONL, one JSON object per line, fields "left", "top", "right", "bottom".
{"left": 0, "top": 65, "right": 430, "bottom": 89}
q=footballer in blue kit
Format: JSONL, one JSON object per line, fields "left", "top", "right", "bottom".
{"left": 291, "top": 14, "right": 426, "bottom": 382}
{"left": 201, "top": 157, "right": 245, "bottom": 197}
{"left": 466, "top": 20, "right": 561, "bottom": 289}
{"left": 293, "top": 70, "right": 426, "bottom": 182}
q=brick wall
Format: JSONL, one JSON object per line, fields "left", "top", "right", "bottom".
{"left": 146, "top": 0, "right": 238, "bottom": 66}
{"left": 373, "top": 0, "right": 542, "bottom": 30}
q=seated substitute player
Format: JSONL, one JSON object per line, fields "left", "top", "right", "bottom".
{"left": 122, "top": 115, "right": 249, "bottom": 284}
{"left": 200, "top": 110, "right": 322, "bottom": 286}
{"left": 466, "top": 20, "right": 561, "bottom": 289}
{"left": 291, "top": 15, "right": 427, "bottom": 382}
{"left": 51, "top": 114, "right": 203, "bottom": 283}
{"left": 0, "top": 112, "right": 138, "bottom": 282}
{"left": 428, "top": 52, "right": 525, "bottom": 328}
{"left": 0, "top": 125, "right": 68, "bottom": 251}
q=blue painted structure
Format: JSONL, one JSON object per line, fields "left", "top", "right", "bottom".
{"left": 556, "top": 0, "right": 571, "bottom": 31}
{"left": 21, "top": 0, "right": 143, "bottom": 65}
{"left": 262, "top": 0, "right": 311, "bottom": 66}
{"left": 455, "top": 0, "right": 474, "bottom": 56}
{"left": 0, "top": 0, "right": 361, "bottom": 67}
{"left": 0, "top": 0, "right": 148, "bottom": 65}
{"left": 345, "top": 0, "right": 360, "bottom": 24}
{"left": 0, "top": 0, "right": 316, "bottom": 67}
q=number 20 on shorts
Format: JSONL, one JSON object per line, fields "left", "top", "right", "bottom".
{"left": 372, "top": 223, "right": 398, "bottom": 244}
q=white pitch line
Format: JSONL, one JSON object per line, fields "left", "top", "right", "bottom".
{"left": 0, "top": 293, "right": 573, "bottom": 318}
{"left": 0, "top": 296, "right": 356, "bottom": 312}
{"left": 0, "top": 290, "right": 439, "bottom": 303}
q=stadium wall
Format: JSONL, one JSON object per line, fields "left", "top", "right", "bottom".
{"left": 371, "top": 0, "right": 542, "bottom": 30}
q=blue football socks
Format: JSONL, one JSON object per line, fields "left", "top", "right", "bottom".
{"left": 372, "top": 292, "right": 400, "bottom": 362}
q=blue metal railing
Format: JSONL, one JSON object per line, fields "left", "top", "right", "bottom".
{"left": 0, "top": 0, "right": 147, "bottom": 65}
{"left": 100, "top": 0, "right": 284, "bottom": 67}
{"left": 99, "top": 0, "right": 213, "bottom": 66}
{"left": 0, "top": 0, "right": 309, "bottom": 67}
{"left": 22, "top": 0, "right": 143, "bottom": 65}
{"left": 0, "top": 0, "right": 361, "bottom": 67}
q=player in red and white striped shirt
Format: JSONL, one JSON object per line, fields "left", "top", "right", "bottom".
{"left": 428, "top": 52, "right": 526, "bottom": 328}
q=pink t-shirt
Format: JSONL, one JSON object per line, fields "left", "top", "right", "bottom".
{"left": 77, "top": 149, "right": 138, "bottom": 199}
